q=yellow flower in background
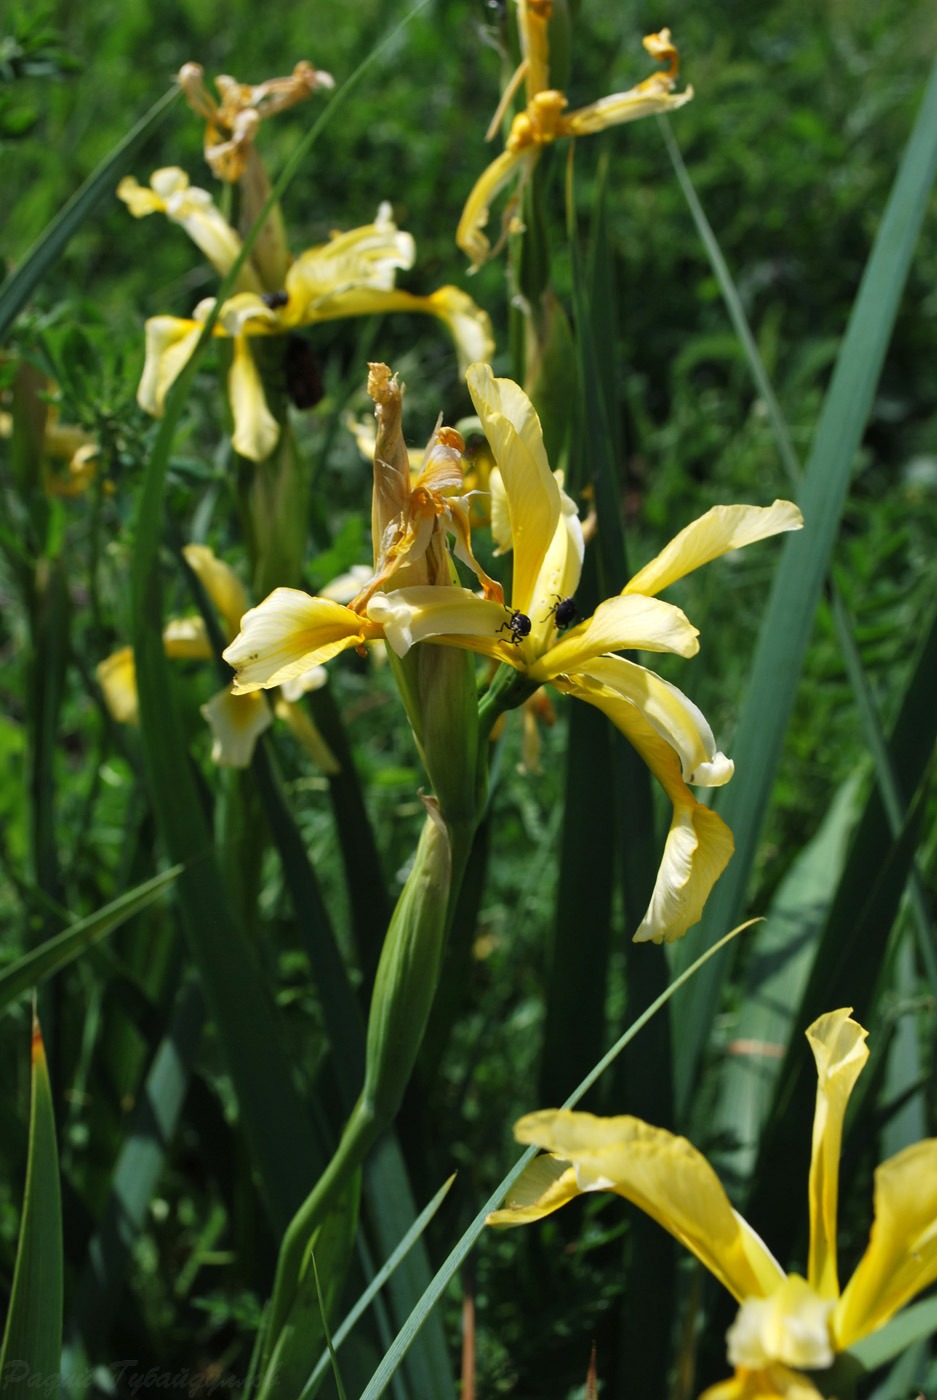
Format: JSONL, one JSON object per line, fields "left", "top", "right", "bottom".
{"left": 362, "top": 365, "right": 802, "bottom": 943}
{"left": 457, "top": 11, "right": 693, "bottom": 270}
{"left": 177, "top": 61, "right": 334, "bottom": 184}
{"left": 122, "top": 188, "right": 494, "bottom": 460}
{"left": 96, "top": 545, "right": 335, "bottom": 770}
{"left": 488, "top": 1010, "right": 937, "bottom": 1399}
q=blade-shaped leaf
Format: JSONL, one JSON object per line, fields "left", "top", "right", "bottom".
{"left": 671, "top": 53, "right": 937, "bottom": 1111}
{"left": 0, "top": 867, "right": 180, "bottom": 1014}
{"left": 0, "top": 1015, "right": 63, "bottom": 1396}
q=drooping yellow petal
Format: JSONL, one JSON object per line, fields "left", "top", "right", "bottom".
{"left": 200, "top": 686, "right": 272, "bottom": 766}
{"left": 294, "top": 285, "right": 494, "bottom": 375}
{"left": 466, "top": 364, "right": 560, "bottom": 615}
{"left": 528, "top": 593, "right": 700, "bottom": 682}
{"left": 486, "top": 1153, "right": 585, "bottom": 1227}
{"left": 182, "top": 545, "right": 249, "bottom": 639}
{"left": 96, "top": 648, "right": 139, "bottom": 725}
{"left": 727, "top": 1276, "right": 835, "bottom": 1372}
{"left": 456, "top": 145, "right": 538, "bottom": 271}
{"left": 623, "top": 502, "right": 804, "bottom": 598}
{"left": 700, "top": 1367, "right": 825, "bottom": 1400}
{"left": 137, "top": 317, "right": 203, "bottom": 417}
{"left": 525, "top": 488, "right": 584, "bottom": 654}
{"left": 555, "top": 667, "right": 734, "bottom": 942}
{"left": 227, "top": 334, "right": 280, "bottom": 462}
{"left": 498, "top": 1110, "right": 785, "bottom": 1302}
{"left": 805, "top": 1009, "right": 870, "bottom": 1299}
{"left": 571, "top": 655, "right": 733, "bottom": 787}
{"left": 832, "top": 1137, "right": 937, "bottom": 1347}
{"left": 223, "top": 589, "right": 383, "bottom": 692}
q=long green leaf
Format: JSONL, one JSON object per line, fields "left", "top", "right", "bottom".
{"left": 0, "top": 1015, "right": 63, "bottom": 1397}
{"left": 0, "top": 86, "right": 179, "bottom": 337}
{"left": 671, "top": 53, "right": 937, "bottom": 1112}
{"left": 0, "top": 867, "right": 180, "bottom": 1013}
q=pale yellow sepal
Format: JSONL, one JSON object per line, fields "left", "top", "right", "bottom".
{"left": 527, "top": 593, "right": 700, "bottom": 681}
{"left": 182, "top": 545, "right": 249, "bottom": 638}
{"left": 96, "top": 647, "right": 140, "bottom": 725}
{"left": 624, "top": 501, "right": 804, "bottom": 598}
{"left": 833, "top": 1136, "right": 937, "bottom": 1347}
{"left": 137, "top": 317, "right": 204, "bottom": 418}
{"left": 466, "top": 362, "right": 560, "bottom": 614}
{"left": 200, "top": 686, "right": 273, "bottom": 766}
{"left": 700, "top": 1367, "right": 824, "bottom": 1400}
{"left": 494, "top": 1110, "right": 785, "bottom": 1303}
{"left": 228, "top": 331, "right": 280, "bottom": 461}
{"left": 555, "top": 663, "right": 734, "bottom": 942}
{"left": 284, "top": 203, "right": 415, "bottom": 310}
{"left": 223, "top": 588, "right": 383, "bottom": 692}
{"left": 117, "top": 168, "right": 260, "bottom": 290}
{"left": 805, "top": 1009, "right": 869, "bottom": 1299}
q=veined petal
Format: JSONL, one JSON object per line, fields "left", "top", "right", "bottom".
{"left": 555, "top": 670, "right": 734, "bottom": 942}
{"left": 366, "top": 585, "right": 516, "bottom": 662}
{"left": 576, "top": 655, "right": 733, "bottom": 786}
{"left": 624, "top": 502, "right": 804, "bottom": 598}
{"left": 805, "top": 1010, "right": 870, "bottom": 1299}
{"left": 137, "top": 317, "right": 203, "bottom": 417}
{"left": 466, "top": 364, "right": 560, "bottom": 615}
{"left": 527, "top": 491, "right": 584, "bottom": 653}
{"left": 183, "top": 544, "right": 249, "bottom": 639}
{"left": 227, "top": 335, "right": 280, "bottom": 461}
{"left": 529, "top": 593, "right": 699, "bottom": 681}
{"left": 201, "top": 686, "right": 272, "bottom": 767}
{"left": 500, "top": 1110, "right": 785, "bottom": 1303}
{"left": 96, "top": 647, "right": 139, "bottom": 724}
{"left": 700, "top": 1367, "right": 825, "bottom": 1400}
{"left": 832, "top": 1137, "right": 937, "bottom": 1347}
{"left": 285, "top": 203, "right": 416, "bottom": 315}
{"left": 486, "top": 1154, "right": 584, "bottom": 1228}
{"left": 456, "top": 146, "right": 537, "bottom": 271}
{"left": 223, "top": 588, "right": 383, "bottom": 691}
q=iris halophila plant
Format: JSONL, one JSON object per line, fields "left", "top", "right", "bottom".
{"left": 488, "top": 1009, "right": 937, "bottom": 1399}
{"left": 457, "top": 4, "right": 693, "bottom": 270}
{"left": 120, "top": 64, "right": 494, "bottom": 462}
{"left": 224, "top": 364, "right": 802, "bottom": 943}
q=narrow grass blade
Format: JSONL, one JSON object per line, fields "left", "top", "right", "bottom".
{"left": 358, "top": 923, "right": 750, "bottom": 1400}
{"left": 0, "top": 1014, "right": 63, "bottom": 1396}
{"left": 850, "top": 1297, "right": 937, "bottom": 1372}
{"left": 0, "top": 867, "right": 180, "bottom": 1013}
{"left": 301, "top": 1175, "right": 456, "bottom": 1399}
{"left": 670, "top": 53, "right": 937, "bottom": 1111}
{"left": 0, "top": 86, "right": 179, "bottom": 336}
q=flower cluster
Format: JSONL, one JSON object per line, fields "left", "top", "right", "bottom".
{"left": 224, "top": 364, "right": 800, "bottom": 943}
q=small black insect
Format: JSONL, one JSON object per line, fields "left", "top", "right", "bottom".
{"left": 261, "top": 290, "right": 290, "bottom": 310}
{"left": 497, "top": 607, "right": 532, "bottom": 646}
{"left": 545, "top": 595, "right": 578, "bottom": 630}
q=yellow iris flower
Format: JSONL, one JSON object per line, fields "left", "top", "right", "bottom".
{"left": 120, "top": 173, "right": 494, "bottom": 461}
{"left": 96, "top": 545, "right": 334, "bottom": 770}
{"left": 488, "top": 1009, "right": 937, "bottom": 1399}
{"left": 457, "top": 8, "right": 693, "bottom": 270}
{"left": 223, "top": 365, "right": 800, "bottom": 942}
